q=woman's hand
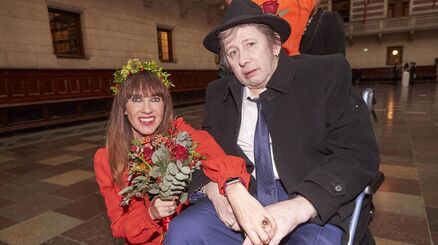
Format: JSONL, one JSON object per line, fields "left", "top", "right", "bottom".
{"left": 204, "top": 181, "right": 240, "bottom": 231}
{"left": 226, "top": 183, "right": 276, "bottom": 245}
{"left": 148, "top": 197, "right": 178, "bottom": 220}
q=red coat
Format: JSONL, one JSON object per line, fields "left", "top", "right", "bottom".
{"left": 94, "top": 118, "right": 249, "bottom": 244}
{"left": 252, "top": 0, "right": 314, "bottom": 55}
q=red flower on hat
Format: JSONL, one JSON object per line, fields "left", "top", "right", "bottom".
{"left": 261, "top": 0, "right": 279, "bottom": 15}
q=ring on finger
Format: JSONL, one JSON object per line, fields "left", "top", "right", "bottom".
{"left": 261, "top": 218, "right": 269, "bottom": 229}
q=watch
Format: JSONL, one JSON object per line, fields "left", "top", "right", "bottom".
{"left": 223, "top": 177, "right": 243, "bottom": 191}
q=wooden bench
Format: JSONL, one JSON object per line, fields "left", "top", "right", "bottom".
{"left": 352, "top": 67, "right": 394, "bottom": 84}
{"left": 415, "top": 66, "right": 437, "bottom": 82}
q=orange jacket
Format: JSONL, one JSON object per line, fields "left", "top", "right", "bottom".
{"left": 253, "top": 0, "right": 315, "bottom": 55}
{"left": 94, "top": 118, "right": 249, "bottom": 244}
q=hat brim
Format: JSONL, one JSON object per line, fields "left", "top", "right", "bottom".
{"left": 203, "top": 14, "right": 291, "bottom": 54}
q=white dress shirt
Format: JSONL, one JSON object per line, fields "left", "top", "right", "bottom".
{"left": 237, "top": 87, "right": 280, "bottom": 179}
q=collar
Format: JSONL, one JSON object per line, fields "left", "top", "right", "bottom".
{"left": 265, "top": 49, "right": 297, "bottom": 94}
{"left": 242, "top": 86, "right": 266, "bottom": 100}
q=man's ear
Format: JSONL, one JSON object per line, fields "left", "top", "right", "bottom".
{"left": 273, "top": 44, "right": 281, "bottom": 57}
{"left": 273, "top": 33, "right": 281, "bottom": 56}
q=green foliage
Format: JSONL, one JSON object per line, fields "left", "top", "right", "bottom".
{"left": 118, "top": 126, "right": 203, "bottom": 207}
{"left": 111, "top": 59, "right": 174, "bottom": 95}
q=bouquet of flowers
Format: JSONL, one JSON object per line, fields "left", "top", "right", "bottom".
{"left": 119, "top": 123, "right": 203, "bottom": 214}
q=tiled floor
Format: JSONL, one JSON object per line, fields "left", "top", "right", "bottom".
{"left": 0, "top": 84, "right": 437, "bottom": 244}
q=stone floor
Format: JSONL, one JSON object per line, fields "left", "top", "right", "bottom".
{"left": 0, "top": 84, "right": 437, "bottom": 244}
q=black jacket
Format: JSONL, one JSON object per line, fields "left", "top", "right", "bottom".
{"left": 200, "top": 51, "right": 379, "bottom": 243}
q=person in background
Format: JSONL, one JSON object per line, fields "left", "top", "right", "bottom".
{"left": 166, "top": 1, "right": 380, "bottom": 244}
{"left": 94, "top": 60, "right": 252, "bottom": 244}
{"left": 392, "top": 64, "right": 399, "bottom": 86}
{"left": 409, "top": 62, "right": 416, "bottom": 86}
{"left": 225, "top": 0, "right": 317, "bottom": 56}
{"left": 403, "top": 62, "right": 410, "bottom": 72}
{"left": 299, "top": 5, "right": 345, "bottom": 55}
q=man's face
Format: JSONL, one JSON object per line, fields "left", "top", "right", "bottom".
{"left": 223, "top": 25, "right": 280, "bottom": 94}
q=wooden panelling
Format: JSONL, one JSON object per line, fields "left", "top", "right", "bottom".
{"left": 0, "top": 79, "right": 6, "bottom": 99}
{"left": 168, "top": 70, "right": 219, "bottom": 91}
{"left": 352, "top": 0, "right": 385, "bottom": 7}
{"left": 353, "top": 65, "right": 437, "bottom": 83}
{"left": 0, "top": 69, "right": 113, "bottom": 104}
{"left": 0, "top": 68, "right": 218, "bottom": 134}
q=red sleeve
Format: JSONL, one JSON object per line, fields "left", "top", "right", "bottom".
{"left": 175, "top": 118, "right": 250, "bottom": 195}
{"left": 93, "top": 148, "right": 163, "bottom": 244}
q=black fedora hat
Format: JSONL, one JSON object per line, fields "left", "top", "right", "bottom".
{"left": 203, "top": 0, "right": 291, "bottom": 54}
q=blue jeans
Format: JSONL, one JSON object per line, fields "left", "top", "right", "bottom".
{"left": 165, "top": 181, "right": 342, "bottom": 245}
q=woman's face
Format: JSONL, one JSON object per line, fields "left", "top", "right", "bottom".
{"left": 125, "top": 94, "right": 164, "bottom": 139}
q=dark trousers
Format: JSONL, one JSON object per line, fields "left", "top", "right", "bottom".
{"left": 165, "top": 181, "right": 342, "bottom": 245}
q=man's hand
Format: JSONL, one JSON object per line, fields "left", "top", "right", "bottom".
{"left": 226, "top": 183, "right": 277, "bottom": 245}
{"left": 260, "top": 195, "right": 317, "bottom": 245}
{"left": 204, "top": 181, "right": 240, "bottom": 231}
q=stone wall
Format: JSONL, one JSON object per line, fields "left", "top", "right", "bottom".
{"left": 0, "top": 0, "right": 222, "bottom": 70}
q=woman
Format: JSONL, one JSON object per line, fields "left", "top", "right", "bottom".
{"left": 94, "top": 60, "right": 251, "bottom": 244}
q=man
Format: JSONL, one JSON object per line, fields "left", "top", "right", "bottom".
{"left": 392, "top": 64, "right": 399, "bottom": 86}
{"left": 166, "top": 0, "right": 379, "bottom": 244}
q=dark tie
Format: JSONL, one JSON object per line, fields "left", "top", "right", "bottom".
{"left": 252, "top": 99, "right": 278, "bottom": 206}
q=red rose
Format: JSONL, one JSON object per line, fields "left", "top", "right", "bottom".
{"left": 142, "top": 147, "right": 154, "bottom": 160}
{"left": 173, "top": 144, "right": 189, "bottom": 160}
{"left": 261, "top": 0, "right": 279, "bottom": 15}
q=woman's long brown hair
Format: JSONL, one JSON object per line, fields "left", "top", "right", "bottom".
{"left": 106, "top": 72, "right": 174, "bottom": 186}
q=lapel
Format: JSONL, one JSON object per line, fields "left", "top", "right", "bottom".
{"left": 224, "top": 75, "right": 244, "bottom": 119}
{"left": 223, "top": 76, "right": 257, "bottom": 178}
{"left": 223, "top": 75, "right": 245, "bottom": 154}
{"left": 259, "top": 50, "right": 298, "bottom": 117}
{"left": 258, "top": 51, "right": 300, "bottom": 177}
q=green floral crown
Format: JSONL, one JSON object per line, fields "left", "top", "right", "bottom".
{"left": 111, "top": 59, "right": 174, "bottom": 95}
